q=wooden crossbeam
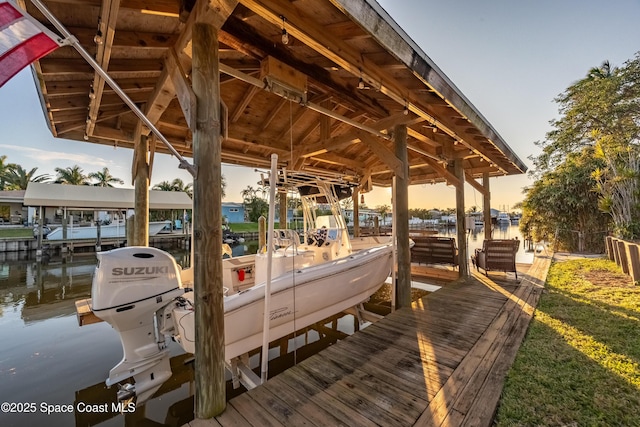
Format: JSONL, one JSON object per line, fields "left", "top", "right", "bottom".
{"left": 358, "top": 131, "right": 405, "bottom": 180}
{"left": 86, "top": 0, "right": 120, "bottom": 137}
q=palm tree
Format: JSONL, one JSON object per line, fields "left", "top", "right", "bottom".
{"left": 153, "top": 176, "right": 225, "bottom": 199}
{"left": 240, "top": 185, "right": 256, "bottom": 203}
{"left": 153, "top": 180, "right": 173, "bottom": 191}
{"left": 54, "top": 165, "right": 89, "bottom": 185}
{"left": 5, "top": 165, "right": 50, "bottom": 190}
{"left": 169, "top": 178, "right": 193, "bottom": 198}
{"left": 375, "top": 204, "right": 391, "bottom": 225}
{"left": 89, "top": 167, "right": 124, "bottom": 187}
{"left": 0, "top": 155, "right": 16, "bottom": 190}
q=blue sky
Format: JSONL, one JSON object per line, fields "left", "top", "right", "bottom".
{"left": 1, "top": 0, "right": 639, "bottom": 211}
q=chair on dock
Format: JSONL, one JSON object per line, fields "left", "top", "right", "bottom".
{"left": 473, "top": 239, "right": 520, "bottom": 279}
{"left": 410, "top": 236, "right": 458, "bottom": 269}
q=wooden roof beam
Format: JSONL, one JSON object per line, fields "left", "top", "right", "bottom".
{"left": 238, "top": 0, "right": 463, "bottom": 151}
{"left": 294, "top": 111, "right": 423, "bottom": 159}
{"left": 141, "top": 0, "right": 238, "bottom": 135}
{"left": 357, "top": 131, "right": 405, "bottom": 180}
{"left": 464, "top": 171, "right": 489, "bottom": 196}
{"left": 86, "top": 0, "right": 120, "bottom": 137}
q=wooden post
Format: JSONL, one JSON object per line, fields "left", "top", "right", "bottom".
{"left": 394, "top": 124, "right": 411, "bottom": 309}
{"left": 192, "top": 22, "right": 225, "bottom": 418}
{"left": 126, "top": 215, "right": 134, "bottom": 246}
{"left": 96, "top": 221, "right": 101, "bottom": 252}
{"left": 61, "top": 216, "right": 68, "bottom": 253}
{"left": 617, "top": 240, "right": 629, "bottom": 274}
{"left": 259, "top": 215, "right": 266, "bottom": 249}
{"left": 483, "top": 172, "right": 491, "bottom": 240}
{"left": 353, "top": 188, "right": 360, "bottom": 238}
{"left": 374, "top": 216, "right": 379, "bottom": 236}
{"left": 134, "top": 134, "right": 150, "bottom": 246}
{"left": 625, "top": 243, "right": 640, "bottom": 284}
{"left": 279, "top": 191, "right": 287, "bottom": 229}
{"left": 36, "top": 206, "right": 43, "bottom": 257}
{"left": 606, "top": 236, "right": 615, "bottom": 261}
{"left": 454, "top": 159, "right": 469, "bottom": 276}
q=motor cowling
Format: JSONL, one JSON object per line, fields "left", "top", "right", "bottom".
{"left": 92, "top": 246, "right": 183, "bottom": 325}
{"left": 90, "top": 246, "right": 185, "bottom": 400}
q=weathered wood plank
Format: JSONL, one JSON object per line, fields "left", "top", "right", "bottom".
{"left": 213, "top": 402, "right": 250, "bottom": 427}
{"left": 414, "top": 257, "right": 549, "bottom": 427}
{"left": 243, "top": 385, "right": 317, "bottom": 426}
{"left": 262, "top": 376, "right": 349, "bottom": 426}
{"left": 213, "top": 257, "right": 549, "bottom": 427}
{"left": 227, "top": 393, "right": 284, "bottom": 427}
{"left": 281, "top": 369, "right": 378, "bottom": 427}
{"left": 296, "top": 361, "right": 412, "bottom": 426}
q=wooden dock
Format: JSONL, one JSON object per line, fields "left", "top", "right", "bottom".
{"left": 188, "top": 254, "right": 552, "bottom": 427}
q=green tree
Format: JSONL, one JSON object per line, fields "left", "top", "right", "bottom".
{"left": 153, "top": 178, "right": 198, "bottom": 198}
{"left": 240, "top": 185, "right": 269, "bottom": 222}
{"left": 5, "top": 165, "right": 50, "bottom": 190}
{"left": 55, "top": 165, "right": 89, "bottom": 185}
{"left": 521, "top": 148, "right": 609, "bottom": 252}
{"left": 375, "top": 204, "right": 391, "bottom": 225}
{"left": 88, "top": 167, "right": 124, "bottom": 187}
{"left": 534, "top": 53, "right": 640, "bottom": 238}
{"left": 0, "top": 155, "right": 16, "bottom": 190}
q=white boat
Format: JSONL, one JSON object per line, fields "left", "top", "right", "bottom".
{"left": 45, "top": 220, "right": 170, "bottom": 240}
{"left": 497, "top": 212, "right": 511, "bottom": 223}
{"left": 86, "top": 174, "right": 393, "bottom": 402}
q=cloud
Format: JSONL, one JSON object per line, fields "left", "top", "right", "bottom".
{"left": 0, "top": 144, "right": 112, "bottom": 167}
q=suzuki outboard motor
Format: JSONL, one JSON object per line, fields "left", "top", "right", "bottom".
{"left": 91, "top": 247, "right": 185, "bottom": 402}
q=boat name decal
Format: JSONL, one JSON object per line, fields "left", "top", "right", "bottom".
{"left": 111, "top": 266, "right": 170, "bottom": 276}
{"left": 270, "top": 307, "right": 293, "bottom": 321}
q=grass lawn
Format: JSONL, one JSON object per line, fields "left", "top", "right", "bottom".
{"left": 495, "top": 258, "right": 640, "bottom": 426}
{"left": 0, "top": 228, "right": 33, "bottom": 238}
{"left": 228, "top": 222, "right": 290, "bottom": 233}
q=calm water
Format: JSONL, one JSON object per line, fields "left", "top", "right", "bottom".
{"left": 0, "top": 225, "right": 529, "bottom": 426}
{"left": 0, "top": 244, "right": 355, "bottom": 427}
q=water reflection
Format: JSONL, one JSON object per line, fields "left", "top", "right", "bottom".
{"left": 0, "top": 244, "right": 357, "bottom": 427}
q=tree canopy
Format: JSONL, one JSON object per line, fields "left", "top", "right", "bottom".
{"left": 89, "top": 167, "right": 124, "bottom": 187}
{"left": 531, "top": 52, "right": 640, "bottom": 239}
{"left": 54, "top": 165, "right": 89, "bottom": 185}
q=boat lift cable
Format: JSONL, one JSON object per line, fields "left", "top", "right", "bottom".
{"left": 29, "top": 0, "right": 197, "bottom": 178}
{"left": 288, "top": 99, "right": 299, "bottom": 368}
{"left": 261, "top": 153, "right": 278, "bottom": 384}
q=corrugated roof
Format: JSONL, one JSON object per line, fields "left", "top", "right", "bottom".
{"left": 24, "top": 183, "right": 192, "bottom": 209}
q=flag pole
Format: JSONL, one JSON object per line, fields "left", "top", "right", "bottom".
{"left": 28, "top": 0, "right": 197, "bottom": 178}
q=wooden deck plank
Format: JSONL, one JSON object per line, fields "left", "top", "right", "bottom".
{"left": 227, "top": 393, "right": 284, "bottom": 427}
{"left": 279, "top": 368, "right": 379, "bottom": 427}
{"left": 460, "top": 256, "right": 550, "bottom": 426}
{"left": 264, "top": 376, "right": 350, "bottom": 426}
{"left": 294, "top": 361, "right": 413, "bottom": 426}
{"left": 414, "top": 256, "right": 551, "bottom": 427}
{"left": 337, "top": 328, "right": 454, "bottom": 382}
{"left": 211, "top": 402, "right": 249, "bottom": 427}
{"left": 243, "top": 383, "right": 318, "bottom": 426}
{"left": 334, "top": 331, "right": 454, "bottom": 388}
{"left": 212, "top": 255, "right": 551, "bottom": 427}
{"left": 301, "top": 353, "right": 427, "bottom": 424}
{"left": 321, "top": 343, "right": 439, "bottom": 400}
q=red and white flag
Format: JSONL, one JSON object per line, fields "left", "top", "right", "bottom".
{"left": 0, "top": 0, "right": 64, "bottom": 88}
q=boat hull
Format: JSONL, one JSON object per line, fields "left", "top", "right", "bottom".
{"left": 45, "top": 221, "right": 170, "bottom": 240}
{"left": 173, "top": 243, "right": 393, "bottom": 360}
